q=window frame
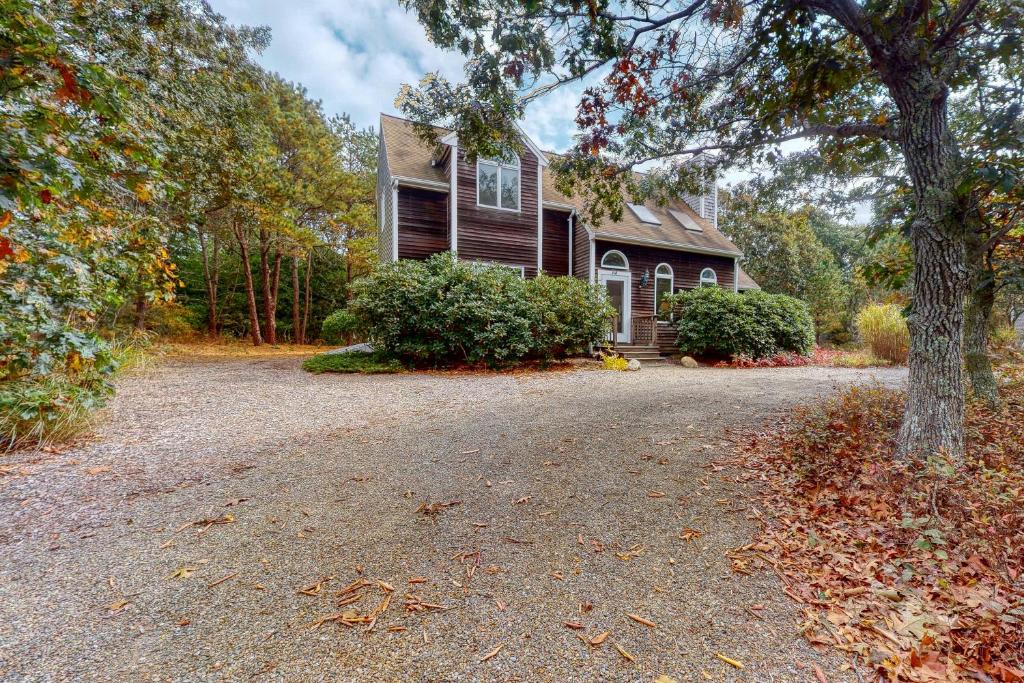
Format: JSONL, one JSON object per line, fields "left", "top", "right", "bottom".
{"left": 699, "top": 267, "right": 718, "bottom": 287}
{"left": 476, "top": 155, "right": 521, "bottom": 212}
{"left": 600, "top": 249, "right": 629, "bottom": 270}
{"left": 654, "top": 263, "right": 674, "bottom": 318}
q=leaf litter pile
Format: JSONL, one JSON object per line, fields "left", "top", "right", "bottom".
{"left": 737, "top": 379, "right": 1024, "bottom": 681}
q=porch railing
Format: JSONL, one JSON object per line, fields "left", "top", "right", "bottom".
{"left": 631, "top": 315, "right": 657, "bottom": 346}
{"left": 607, "top": 313, "right": 658, "bottom": 350}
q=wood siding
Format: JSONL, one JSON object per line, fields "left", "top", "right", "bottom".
{"left": 455, "top": 149, "right": 539, "bottom": 276}
{"left": 595, "top": 240, "right": 736, "bottom": 317}
{"left": 541, "top": 209, "right": 571, "bottom": 275}
{"left": 397, "top": 187, "right": 449, "bottom": 260}
{"left": 573, "top": 221, "right": 590, "bottom": 279}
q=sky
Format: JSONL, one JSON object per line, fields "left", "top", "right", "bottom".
{"left": 209, "top": 0, "right": 584, "bottom": 153}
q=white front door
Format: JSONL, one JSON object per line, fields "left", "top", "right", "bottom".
{"left": 599, "top": 270, "right": 631, "bottom": 344}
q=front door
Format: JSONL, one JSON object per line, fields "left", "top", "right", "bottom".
{"left": 599, "top": 270, "right": 631, "bottom": 344}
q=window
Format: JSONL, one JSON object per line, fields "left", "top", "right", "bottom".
{"left": 600, "top": 250, "right": 629, "bottom": 270}
{"left": 626, "top": 203, "right": 661, "bottom": 225}
{"left": 477, "top": 157, "right": 520, "bottom": 211}
{"left": 669, "top": 209, "right": 703, "bottom": 232}
{"left": 699, "top": 267, "right": 718, "bottom": 287}
{"left": 654, "top": 263, "right": 674, "bottom": 318}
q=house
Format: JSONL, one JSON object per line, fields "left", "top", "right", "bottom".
{"left": 376, "top": 113, "right": 758, "bottom": 355}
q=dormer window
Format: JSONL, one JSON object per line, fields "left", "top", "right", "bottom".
{"left": 626, "top": 203, "right": 661, "bottom": 225}
{"left": 477, "top": 156, "right": 520, "bottom": 211}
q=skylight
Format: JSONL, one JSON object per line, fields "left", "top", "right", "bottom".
{"left": 669, "top": 209, "right": 703, "bottom": 232}
{"left": 626, "top": 203, "right": 661, "bottom": 225}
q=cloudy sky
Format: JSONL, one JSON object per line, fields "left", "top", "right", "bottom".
{"left": 209, "top": 0, "right": 584, "bottom": 153}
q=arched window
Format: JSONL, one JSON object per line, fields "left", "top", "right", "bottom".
{"left": 699, "top": 267, "right": 718, "bottom": 287}
{"left": 654, "top": 263, "right": 674, "bottom": 317}
{"left": 600, "top": 250, "right": 629, "bottom": 270}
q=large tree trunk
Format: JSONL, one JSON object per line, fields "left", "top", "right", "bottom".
{"left": 292, "top": 254, "right": 302, "bottom": 344}
{"left": 888, "top": 70, "right": 969, "bottom": 463}
{"left": 964, "top": 248, "right": 999, "bottom": 408}
{"left": 234, "top": 220, "right": 263, "bottom": 346}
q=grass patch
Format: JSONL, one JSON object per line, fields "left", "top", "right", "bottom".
{"left": 302, "top": 351, "right": 403, "bottom": 374}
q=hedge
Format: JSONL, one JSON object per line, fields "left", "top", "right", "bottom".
{"left": 667, "top": 287, "right": 815, "bottom": 359}
{"left": 349, "top": 253, "right": 613, "bottom": 367}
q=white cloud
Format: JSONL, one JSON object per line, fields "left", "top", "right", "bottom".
{"left": 210, "top": 0, "right": 461, "bottom": 129}
{"left": 209, "top": 0, "right": 582, "bottom": 150}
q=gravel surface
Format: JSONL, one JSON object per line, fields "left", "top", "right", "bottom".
{"left": 0, "top": 353, "right": 906, "bottom": 682}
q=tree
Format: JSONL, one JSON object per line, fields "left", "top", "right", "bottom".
{"left": 398, "top": 0, "right": 1023, "bottom": 462}
{"left": 720, "top": 193, "right": 852, "bottom": 339}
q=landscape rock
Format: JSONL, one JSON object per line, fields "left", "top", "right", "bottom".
{"left": 325, "top": 342, "right": 374, "bottom": 355}
{"left": 680, "top": 356, "right": 699, "bottom": 368}
{"left": 627, "top": 358, "right": 641, "bottom": 371}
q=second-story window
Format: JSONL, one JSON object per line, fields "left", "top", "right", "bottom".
{"left": 477, "top": 156, "right": 520, "bottom": 211}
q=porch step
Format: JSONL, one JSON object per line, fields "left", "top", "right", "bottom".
{"left": 610, "top": 344, "right": 670, "bottom": 363}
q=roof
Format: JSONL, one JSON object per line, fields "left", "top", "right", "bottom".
{"left": 540, "top": 159, "right": 740, "bottom": 256}
{"left": 380, "top": 114, "right": 448, "bottom": 185}
{"left": 737, "top": 265, "right": 760, "bottom": 290}
{"left": 380, "top": 113, "right": 742, "bottom": 256}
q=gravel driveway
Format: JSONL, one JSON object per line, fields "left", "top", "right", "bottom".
{"left": 0, "top": 353, "right": 905, "bottom": 682}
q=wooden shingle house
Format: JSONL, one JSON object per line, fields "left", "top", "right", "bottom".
{"left": 376, "top": 114, "right": 758, "bottom": 354}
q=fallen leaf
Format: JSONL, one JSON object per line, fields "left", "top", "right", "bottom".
{"left": 565, "top": 621, "right": 585, "bottom": 630}
{"left": 614, "top": 642, "right": 635, "bottom": 662}
{"left": 648, "top": 490, "right": 666, "bottom": 498}
{"left": 480, "top": 644, "right": 503, "bottom": 662}
{"left": 107, "top": 599, "right": 130, "bottom": 612}
{"left": 168, "top": 566, "right": 196, "bottom": 580}
{"left": 589, "top": 631, "right": 610, "bottom": 646}
{"left": 654, "top": 676, "right": 679, "bottom": 683}
{"left": 87, "top": 466, "right": 111, "bottom": 475}
{"left": 627, "top": 613, "right": 657, "bottom": 628}
{"left": 715, "top": 653, "right": 744, "bottom": 669}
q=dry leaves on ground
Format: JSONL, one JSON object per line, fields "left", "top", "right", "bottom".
{"left": 738, "top": 381, "right": 1024, "bottom": 682}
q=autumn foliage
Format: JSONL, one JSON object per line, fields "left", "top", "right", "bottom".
{"left": 739, "top": 377, "right": 1024, "bottom": 681}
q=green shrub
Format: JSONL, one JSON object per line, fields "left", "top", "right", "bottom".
{"left": 321, "top": 309, "right": 361, "bottom": 345}
{"left": 525, "top": 274, "right": 615, "bottom": 360}
{"left": 350, "top": 253, "right": 612, "bottom": 367}
{"left": 0, "top": 374, "right": 111, "bottom": 449}
{"left": 667, "top": 287, "right": 815, "bottom": 359}
{"left": 855, "top": 303, "right": 910, "bottom": 364}
{"left": 302, "top": 351, "right": 403, "bottom": 374}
